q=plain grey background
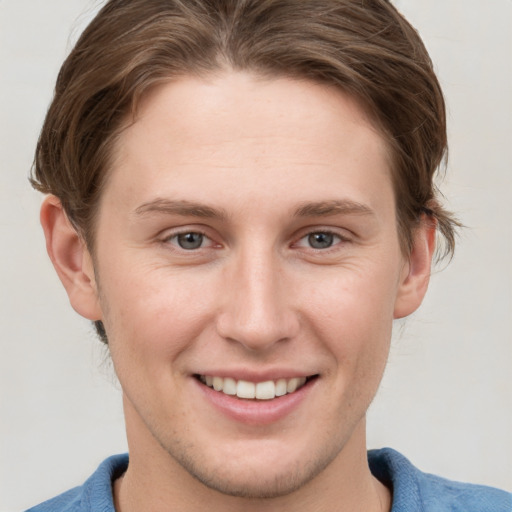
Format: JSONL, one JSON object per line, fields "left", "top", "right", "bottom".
{"left": 1, "top": 1, "right": 511, "bottom": 510}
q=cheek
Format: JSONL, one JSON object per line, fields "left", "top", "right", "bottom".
{"left": 303, "top": 263, "right": 399, "bottom": 337}
{"left": 99, "top": 265, "right": 219, "bottom": 370}
{"left": 301, "top": 265, "right": 397, "bottom": 383}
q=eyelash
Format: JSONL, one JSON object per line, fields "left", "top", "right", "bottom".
{"left": 294, "top": 230, "right": 348, "bottom": 251}
{"left": 162, "top": 230, "right": 214, "bottom": 251}
{"left": 161, "top": 228, "right": 350, "bottom": 253}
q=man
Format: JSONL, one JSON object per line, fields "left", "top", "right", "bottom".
{"left": 27, "top": 0, "right": 512, "bottom": 510}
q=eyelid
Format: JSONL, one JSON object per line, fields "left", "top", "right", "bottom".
{"left": 157, "top": 225, "right": 352, "bottom": 252}
{"left": 292, "top": 227, "right": 352, "bottom": 250}
{"left": 160, "top": 226, "right": 219, "bottom": 249}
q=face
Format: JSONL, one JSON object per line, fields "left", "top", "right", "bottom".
{"left": 67, "top": 72, "right": 431, "bottom": 499}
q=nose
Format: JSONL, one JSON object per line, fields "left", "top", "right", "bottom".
{"left": 216, "top": 248, "right": 300, "bottom": 352}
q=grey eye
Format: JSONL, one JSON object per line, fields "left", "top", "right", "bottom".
{"left": 177, "top": 232, "right": 204, "bottom": 250}
{"left": 308, "top": 232, "right": 335, "bottom": 249}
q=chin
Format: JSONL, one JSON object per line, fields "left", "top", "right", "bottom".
{"left": 183, "top": 460, "right": 326, "bottom": 499}
{"left": 166, "top": 439, "right": 340, "bottom": 499}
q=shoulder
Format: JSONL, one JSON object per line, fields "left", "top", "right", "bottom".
{"left": 25, "top": 486, "right": 83, "bottom": 512}
{"left": 25, "top": 454, "right": 129, "bottom": 512}
{"left": 368, "top": 448, "right": 512, "bottom": 512}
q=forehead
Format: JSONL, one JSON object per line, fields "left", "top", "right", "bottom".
{"left": 127, "top": 72, "right": 387, "bottom": 159}
{"left": 105, "top": 72, "right": 393, "bottom": 219}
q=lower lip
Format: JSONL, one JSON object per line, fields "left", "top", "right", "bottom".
{"left": 195, "top": 378, "right": 317, "bottom": 426}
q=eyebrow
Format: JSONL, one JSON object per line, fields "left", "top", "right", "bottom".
{"left": 134, "top": 199, "right": 228, "bottom": 220}
{"left": 294, "top": 199, "right": 375, "bottom": 218}
{"left": 134, "top": 198, "right": 374, "bottom": 221}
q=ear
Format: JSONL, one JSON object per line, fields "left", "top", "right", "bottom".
{"left": 393, "top": 217, "right": 437, "bottom": 319}
{"left": 40, "top": 195, "right": 102, "bottom": 321}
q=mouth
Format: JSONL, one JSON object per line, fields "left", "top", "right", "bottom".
{"left": 195, "top": 374, "right": 317, "bottom": 400}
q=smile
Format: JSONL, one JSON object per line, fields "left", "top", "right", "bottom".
{"left": 197, "top": 375, "right": 311, "bottom": 400}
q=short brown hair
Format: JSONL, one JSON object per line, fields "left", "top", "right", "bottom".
{"left": 32, "top": 0, "right": 458, "bottom": 339}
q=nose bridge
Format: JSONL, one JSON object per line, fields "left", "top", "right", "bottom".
{"left": 217, "top": 242, "right": 297, "bottom": 350}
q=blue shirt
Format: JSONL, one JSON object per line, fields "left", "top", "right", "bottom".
{"left": 26, "top": 448, "right": 512, "bottom": 511}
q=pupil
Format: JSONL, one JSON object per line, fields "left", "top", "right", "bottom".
{"left": 308, "top": 232, "right": 334, "bottom": 249}
{"left": 178, "top": 232, "right": 203, "bottom": 250}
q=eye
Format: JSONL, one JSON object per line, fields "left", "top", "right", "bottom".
{"left": 308, "top": 232, "right": 336, "bottom": 249}
{"left": 168, "top": 232, "right": 209, "bottom": 250}
{"left": 296, "top": 231, "right": 344, "bottom": 250}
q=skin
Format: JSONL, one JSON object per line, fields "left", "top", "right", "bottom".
{"left": 42, "top": 72, "right": 435, "bottom": 511}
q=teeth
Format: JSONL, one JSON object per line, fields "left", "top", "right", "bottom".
{"left": 256, "top": 381, "right": 275, "bottom": 400}
{"left": 286, "top": 377, "right": 307, "bottom": 393}
{"left": 237, "top": 380, "right": 255, "bottom": 399}
{"left": 199, "top": 375, "right": 310, "bottom": 400}
{"left": 287, "top": 377, "right": 299, "bottom": 393}
{"left": 223, "top": 377, "right": 237, "bottom": 395}
{"left": 213, "top": 376, "right": 223, "bottom": 391}
{"left": 275, "top": 379, "right": 287, "bottom": 397}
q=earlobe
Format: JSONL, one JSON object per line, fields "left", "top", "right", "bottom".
{"left": 393, "top": 217, "right": 437, "bottom": 319}
{"left": 40, "top": 195, "right": 102, "bottom": 321}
